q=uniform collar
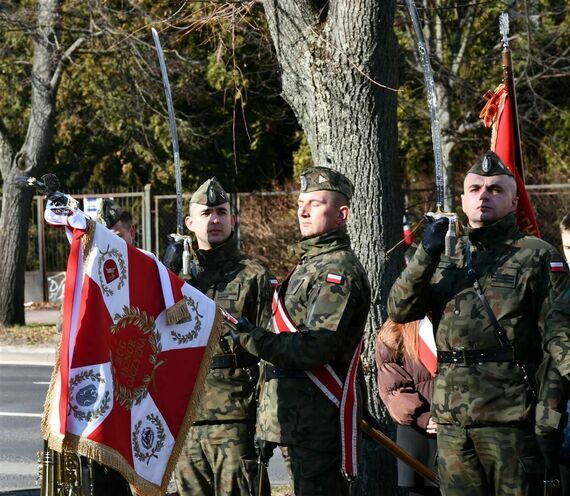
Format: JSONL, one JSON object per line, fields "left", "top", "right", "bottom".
{"left": 290, "top": 228, "right": 351, "bottom": 261}
{"left": 465, "top": 213, "right": 519, "bottom": 247}
{"left": 195, "top": 232, "right": 240, "bottom": 268}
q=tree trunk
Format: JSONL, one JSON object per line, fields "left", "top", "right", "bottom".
{"left": 0, "top": 0, "right": 63, "bottom": 326}
{"left": 262, "top": 1, "right": 403, "bottom": 493}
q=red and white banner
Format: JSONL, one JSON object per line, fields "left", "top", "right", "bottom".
{"left": 480, "top": 83, "right": 540, "bottom": 237}
{"left": 41, "top": 208, "right": 221, "bottom": 496}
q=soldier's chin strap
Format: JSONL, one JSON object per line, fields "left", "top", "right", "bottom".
{"left": 464, "top": 240, "right": 537, "bottom": 398}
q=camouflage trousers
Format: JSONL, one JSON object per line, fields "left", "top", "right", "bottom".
{"left": 174, "top": 422, "right": 258, "bottom": 496}
{"left": 437, "top": 424, "right": 543, "bottom": 496}
{"left": 280, "top": 445, "right": 349, "bottom": 496}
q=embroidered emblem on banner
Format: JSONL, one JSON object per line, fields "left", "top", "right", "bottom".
{"left": 326, "top": 273, "right": 343, "bottom": 284}
{"left": 132, "top": 413, "right": 166, "bottom": 465}
{"left": 110, "top": 306, "right": 165, "bottom": 409}
{"left": 171, "top": 295, "right": 204, "bottom": 345}
{"left": 550, "top": 262, "right": 566, "bottom": 273}
{"left": 98, "top": 245, "right": 126, "bottom": 296}
{"left": 68, "top": 370, "right": 111, "bottom": 422}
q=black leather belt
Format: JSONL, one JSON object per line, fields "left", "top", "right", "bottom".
{"left": 264, "top": 365, "right": 307, "bottom": 379}
{"left": 437, "top": 347, "right": 515, "bottom": 366}
{"left": 210, "top": 353, "right": 258, "bottom": 370}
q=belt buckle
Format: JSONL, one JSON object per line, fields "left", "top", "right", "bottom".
{"left": 453, "top": 347, "right": 467, "bottom": 366}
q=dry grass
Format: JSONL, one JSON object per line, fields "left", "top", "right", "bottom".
{"left": 270, "top": 484, "right": 294, "bottom": 496}
{"left": 0, "top": 323, "right": 59, "bottom": 346}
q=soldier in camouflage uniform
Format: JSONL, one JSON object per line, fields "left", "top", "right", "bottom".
{"left": 173, "top": 177, "right": 274, "bottom": 496}
{"left": 235, "top": 167, "right": 371, "bottom": 496}
{"left": 94, "top": 198, "right": 136, "bottom": 245}
{"left": 388, "top": 151, "right": 569, "bottom": 496}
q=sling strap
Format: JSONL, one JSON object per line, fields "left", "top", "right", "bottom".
{"left": 270, "top": 278, "right": 362, "bottom": 479}
{"left": 464, "top": 240, "right": 536, "bottom": 397}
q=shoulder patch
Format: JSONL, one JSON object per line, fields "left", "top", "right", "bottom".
{"left": 326, "top": 273, "right": 343, "bottom": 284}
{"left": 269, "top": 278, "right": 279, "bottom": 288}
{"left": 550, "top": 262, "right": 567, "bottom": 273}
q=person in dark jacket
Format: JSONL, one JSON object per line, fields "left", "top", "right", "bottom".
{"left": 376, "top": 318, "right": 440, "bottom": 496}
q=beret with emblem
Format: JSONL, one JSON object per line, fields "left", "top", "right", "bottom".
{"left": 299, "top": 166, "right": 354, "bottom": 200}
{"left": 94, "top": 199, "right": 128, "bottom": 228}
{"left": 190, "top": 177, "right": 229, "bottom": 206}
{"left": 467, "top": 150, "right": 514, "bottom": 178}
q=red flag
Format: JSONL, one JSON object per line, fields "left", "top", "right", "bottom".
{"left": 480, "top": 83, "right": 540, "bottom": 237}
{"left": 41, "top": 208, "right": 221, "bottom": 496}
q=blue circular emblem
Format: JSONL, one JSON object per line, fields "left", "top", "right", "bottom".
{"left": 76, "top": 384, "right": 98, "bottom": 407}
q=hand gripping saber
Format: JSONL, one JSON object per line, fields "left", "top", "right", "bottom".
{"left": 404, "top": 0, "right": 457, "bottom": 256}
{"left": 152, "top": 28, "right": 192, "bottom": 273}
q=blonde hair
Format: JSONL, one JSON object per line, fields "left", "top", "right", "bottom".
{"left": 377, "top": 319, "right": 420, "bottom": 362}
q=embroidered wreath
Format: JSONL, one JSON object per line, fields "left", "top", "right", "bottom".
{"left": 170, "top": 295, "right": 204, "bottom": 345}
{"left": 132, "top": 413, "right": 166, "bottom": 465}
{"left": 98, "top": 245, "right": 127, "bottom": 297}
{"left": 110, "top": 306, "right": 164, "bottom": 409}
{"left": 68, "top": 369, "right": 111, "bottom": 422}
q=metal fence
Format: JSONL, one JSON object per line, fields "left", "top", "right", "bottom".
{"left": 2, "top": 183, "right": 568, "bottom": 302}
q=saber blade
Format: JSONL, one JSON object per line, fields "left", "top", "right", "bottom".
{"left": 404, "top": 0, "right": 445, "bottom": 210}
{"left": 151, "top": 27, "right": 184, "bottom": 235}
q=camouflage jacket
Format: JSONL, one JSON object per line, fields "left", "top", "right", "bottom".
{"left": 181, "top": 233, "right": 273, "bottom": 423}
{"left": 238, "top": 228, "right": 371, "bottom": 451}
{"left": 388, "top": 214, "right": 568, "bottom": 428}
{"left": 545, "top": 285, "right": 570, "bottom": 377}
{"left": 536, "top": 286, "right": 570, "bottom": 437}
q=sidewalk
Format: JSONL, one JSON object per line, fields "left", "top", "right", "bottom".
{"left": 0, "top": 309, "right": 59, "bottom": 365}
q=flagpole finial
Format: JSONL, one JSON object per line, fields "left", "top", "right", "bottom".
{"left": 499, "top": 12, "right": 510, "bottom": 48}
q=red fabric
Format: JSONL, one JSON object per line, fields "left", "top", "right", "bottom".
{"left": 43, "top": 216, "right": 218, "bottom": 496}
{"left": 481, "top": 83, "right": 540, "bottom": 237}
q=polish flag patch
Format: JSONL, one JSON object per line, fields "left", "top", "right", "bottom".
{"left": 269, "top": 278, "right": 279, "bottom": 288}
{"left": 326, "top": 273, "right": 343, "bottom": 284}
{"left": 550, "top": 262, "right": 567, "bottom": 273}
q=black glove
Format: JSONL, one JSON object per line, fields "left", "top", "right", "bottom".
{"left": 422, "top": 215, "right": 449, "bottom": 258}
{"left": 162, "top": 239, "right": 184, "bottom": 274}
{"left": 236, "top": 316, "right": 254, "bottom": 333}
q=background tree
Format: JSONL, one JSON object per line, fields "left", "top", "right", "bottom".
{"left": 258, "top": 1, "right": 404, "bottom": 492}
{"left": 0, "top": 0, "right": 83, "bottom": 325}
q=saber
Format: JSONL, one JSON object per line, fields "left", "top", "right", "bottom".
{"left": 151, "top": 27, "right": 184, "bottom": 236}
{"left": 404, "top": 0, "right": 444, "bottom": 210}
{"left": 404, "top": 0, "right": 457, "bottom": 256}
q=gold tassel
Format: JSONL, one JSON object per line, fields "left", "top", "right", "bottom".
{"left": 165, "top": 298, "right": 190, "bottom": 325}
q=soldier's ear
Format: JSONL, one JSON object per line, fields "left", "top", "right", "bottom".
{"left": 338, "top": 205, "right": 349, "bottom": 224}
{"left": 185, "top": 216, "right": 193, "bottom": 231}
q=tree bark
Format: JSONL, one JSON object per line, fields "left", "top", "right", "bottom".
{"left": 262, "top": 1, "right": 403, "bottom": 493}
{"left": 0, "top": 0, "right": 78, "bottom": 326}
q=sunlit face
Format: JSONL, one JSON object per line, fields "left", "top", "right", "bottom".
{"left": 461, "top": 173, "right": 518, "bottom": 228}
{"left": 297, "top": 190, "right": 349, "bottom": 238}
{"left": 186, "top": 202, "right": 235, "bottom": 250}
{"left": 561, "top": 229, "right": 570, "bottom": 264}
{"left": 110, "top": 221, "right": 135, "bottom": 246}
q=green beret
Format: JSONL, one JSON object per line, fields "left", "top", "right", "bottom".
{"left": 299, "top": 166, "right": 354, "bottom": 200}
{"left": 190, "top": 177, "right": 229, "bottom": 206}
{"left": 467, "top": 151, "right": 514, "bottom": 178}
{"left": 94, "top": 199, "right": 128, "bottom": 228}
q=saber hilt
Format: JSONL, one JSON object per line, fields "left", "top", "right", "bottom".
{"left": 425, "top": 209, "right": 458, "bottom": 258}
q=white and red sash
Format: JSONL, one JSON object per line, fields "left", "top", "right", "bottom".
{"left": 271, "top": 284, "right": 362, "bottom": 478}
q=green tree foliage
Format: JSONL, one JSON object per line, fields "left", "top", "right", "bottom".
{"left": 395, "top": 1, "right": 569, "bottom": 191}
{"left": 0, "top": 1, "right": 299, "bottom": 196}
